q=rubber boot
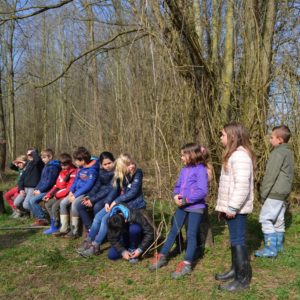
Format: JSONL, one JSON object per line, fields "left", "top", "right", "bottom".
{"left": 219, "top": 245, "right": 252, "bottom": 292}
{"left": 255, "top": 233, "right": 277, "bottom": 257}
{"left": 43, "top": 218, "right": 59, "bottom": 235}
{"left": 215, "top": 246, "right": 235, "bottom": 281}
{"left": 53, "top": 215, "right": 69, "bottom": 237}
{"left": 276, "top": 232, "right": 284, "bottom": 252}
{"left": 65, "top": 217, "right": 80, "bottom": 239}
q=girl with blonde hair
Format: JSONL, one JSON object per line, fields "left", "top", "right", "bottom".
{"left": 78, "top": 153, "right": 146, "bottom": 260}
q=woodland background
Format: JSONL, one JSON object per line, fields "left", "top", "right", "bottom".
{"left": 0, "top": 0, "right": 299, "bottom": 200}
{"left": 0, "top": 2, "right": 300, "bottom": 298}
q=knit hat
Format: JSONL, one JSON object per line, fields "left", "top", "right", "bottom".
{"left": 109, "top": 204, "right": 130, "bottom": 221}
{"left": 14, "top": 155, "right": 27, "bottom": 164}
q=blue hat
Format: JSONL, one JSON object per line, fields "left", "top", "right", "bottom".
{"left": 109, "top": 204, "right": 130, "bottom": 221}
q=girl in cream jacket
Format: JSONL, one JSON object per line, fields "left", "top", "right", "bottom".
{"left": 215, "top": 122, "right": 255, "bottom": 293}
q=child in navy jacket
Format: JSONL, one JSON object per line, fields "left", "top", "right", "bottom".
{"left": 54, "top": 147, "right": 99, "bottom": 238}
{"left": 77, "top": 151, "right": 115, "bottom": 231}
{"left": 29, "top": 149, "right": 61, "bottom": 225}
{"left": 14, "top": 148, "right": 44, "bottom": 214}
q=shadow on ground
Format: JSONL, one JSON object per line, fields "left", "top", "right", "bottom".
{"left": 0, "top": 230, "right": 38, "bottom": 250}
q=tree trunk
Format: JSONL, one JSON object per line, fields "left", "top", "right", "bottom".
{"left": 221, "top": 0, "right": 234, "bottom": 122}
{"left": 0, "top": 67, "right": 7, "bottom": 172}
{"left": 6, "top": 16, "right": 16, "bottom": 160}
{"left": 85, "top": 1, "right": 103, "bottom": 151}
{"left": 0, "top": 191, "right": 5, "bottom": 214}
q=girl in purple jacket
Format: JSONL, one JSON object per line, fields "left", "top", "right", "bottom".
{"left": 149, "top": 143, "right": 209, "bottom": 279}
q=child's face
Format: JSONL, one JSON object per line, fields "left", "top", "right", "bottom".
{"left": 180, "top": 151, "right": 189, "bottom": 165}
{"left": 101, "top": 158, "right": 114, "bottom": 172}
{"left": 60, "top": 162, "right": 71, "bottom": 170}
{"left": 41, "top": 155, "right": 51, "bottom": 165}
{"left": 17, "top": 162, "right": 25, "bottom": 169}
{"left": 74, "top": 159, "right": 85, "bottom": 168}
{"left": 27, "top": 151, "right": 33, "bottom": 161}
{"left": 220, "top": 130, "right": 228, "bottom": 147}
{"left": 270, "top": 131, "right": 283, "bottom": 147}
{"left": 127, "top": 162, "right": 136, "bottom": 174}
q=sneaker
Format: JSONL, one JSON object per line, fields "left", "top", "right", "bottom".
{"left": 53, "top": 230, "right": 69, "bottom": 237}
{"left": 80, "top": 244, "right": 100, "bottom": 258}
{"left": 129, "top": 258, "right": 139, "bottom": 264}
{"left": 76, "top": 239, "right": 92, "bottom": 254}
{"left": 128, "top": 249, "right": 139, "bottom": 263}
{"left": 10, "top": 210, "right": 21, "bottom": 219}
{"left": 32, "top": 219, "right": 49, "bottom": 226}
{"left": 64, "top": 231, "right": 80, "bottom": 239}
{"left": 19, "top": 211, "right": 30, "bottom": 219}
{"left": 171, "top": 261, "right": 192, "bottom": 279}
{"left": 148, "top": 253, "right": 167, "bottom": 271}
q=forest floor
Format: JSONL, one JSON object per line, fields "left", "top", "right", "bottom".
{"left": 0, "top": 175, "right": 300, "bottom": 300}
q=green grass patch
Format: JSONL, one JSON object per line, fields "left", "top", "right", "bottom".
{"left": 0, "top": 178, "right": 300, "bottom": 299}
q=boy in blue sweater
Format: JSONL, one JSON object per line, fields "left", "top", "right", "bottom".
{"left": 54, "top": 147, "right": 99, "bottom": 238}
{"left": 29, "top": 149, "right": 61, "bottom": 226}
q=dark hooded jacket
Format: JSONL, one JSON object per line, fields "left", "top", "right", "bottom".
{"left": 107, "top": 204, "right": 154, "bottom": 254}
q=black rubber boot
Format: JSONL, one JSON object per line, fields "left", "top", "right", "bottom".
{"left": 219, "top": 245, "right": 252, "bottom": 292}
{"left": 215, "top": 246, "right": 235, "bottom": 281}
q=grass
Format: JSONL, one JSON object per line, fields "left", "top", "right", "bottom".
{"left": 0, "top": 178, "right": 300, "bottom": 299}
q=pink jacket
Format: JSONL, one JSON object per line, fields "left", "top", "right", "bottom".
{"left": 215, "top": 146, "right": 254, "bottom": 214}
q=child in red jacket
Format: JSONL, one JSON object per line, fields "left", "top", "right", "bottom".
{"left": 43, "top": 153, "right": 77, "bottom": 235}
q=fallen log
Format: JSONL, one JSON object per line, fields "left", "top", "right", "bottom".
{"left": 0, "top": 226, "right": 48, "bottom": 230}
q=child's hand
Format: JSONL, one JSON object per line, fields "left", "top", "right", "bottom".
{"left": 104, "top": 203, "right": 110, "bottom": 212}
{"left": 174, "top": 194, "right": 180, "bottom": 201}
{"left": 175, "top": 199, "right": 182, "bottom": 206}
{"left": 33, "top": 190, "right": 41, "bottom": 196}
{"left": 122, "top": 250, "right": 131, "bottom": 260}
{"left": 130, "top": 249, "right": 142, "bottom": 258}
{"left": 174, "top": 194, "right": 183, "bottom": 206}
{"left": 109, "top": 201, "right": 116, "bottom": 210}
{"left": 43, "top": 196, "right": 49, "bottom": 202}
{"left": 20, "top": 190, "right": 25, "bottom": 196}
{"left": 225, "top": 207, "right": 237, "bottom": 219}
{"left": 225, "top": 212, "right": 236, "bottom": 219}
{"left": 69, "top": 194, "right": 75, "bottom": 203}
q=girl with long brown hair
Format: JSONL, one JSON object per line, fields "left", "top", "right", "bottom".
{"left": 215, "top": 122, "right": 255, "bottom": 292}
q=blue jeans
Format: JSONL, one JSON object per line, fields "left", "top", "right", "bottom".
{"left": 14, "top": 188, "right": 34, "bottom": 211}
{"left": 108, "top": 223, "right": 142, "bottom": 260}
{"left": 29, "top": 193, "right": 47, "bottom": 219}
{"left": 60, "top": 195, "right": 84, "bottom": 216}
{"left": 88, "top": 208, "right": 109, "bottom": 245}
{"left": 77, "top": 201, "right": 104, "bottom": 230}
{"left": 227, "top": 214, "right": 247, "bottom": 246}
{"left": 160, "top": 208, "right": 203, "bottom": 262}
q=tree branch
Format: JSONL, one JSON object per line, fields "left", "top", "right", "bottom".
{"left": 34, "top": 29, "right": 146, "bottom": 88}
{"left": 0, "top": 0, "right": 74, "bottom": 25}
